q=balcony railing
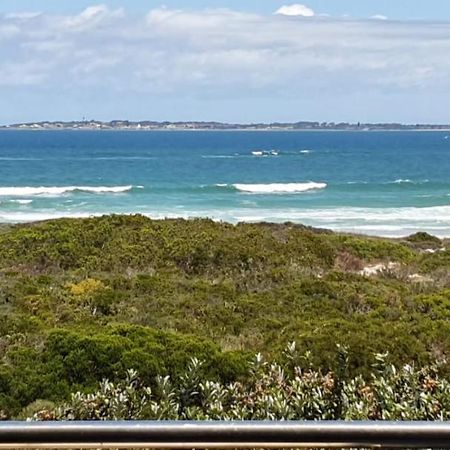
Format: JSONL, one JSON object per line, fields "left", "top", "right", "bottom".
{"left": 2, "top": 421, "right": 450, "bottom": 449}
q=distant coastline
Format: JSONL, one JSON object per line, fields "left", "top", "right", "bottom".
{"left": 2, "top": 120, "right": 450, "bottom": 132}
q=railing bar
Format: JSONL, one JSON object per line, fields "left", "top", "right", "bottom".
{"left": 1, "top": 422, "right": 450, "bottom": 449}
{"left": 0, "top": 443, "right": 382, "bottom": 449}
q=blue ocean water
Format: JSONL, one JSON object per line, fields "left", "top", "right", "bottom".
{"left": 0, "top": 130, "right": 449, "bottom": 236}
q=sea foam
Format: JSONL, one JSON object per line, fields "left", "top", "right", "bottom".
{"left": 232, "top": 182, "right": 327, "bottom": 194}
{"left": 0, "top": 186, "right": 139, "bottom": 196}
{"left": 11, "top": 199, "right": 33, "bottom": 204}
{"left": 2, "top": 204, "right": 450, "bottom": 237}
{"left": 391, "top": 179, "right": 429, "bottom": 185}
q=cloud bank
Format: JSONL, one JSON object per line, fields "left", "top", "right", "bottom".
{"left": 275, "top": 4, "right": 315, "bottom": 17}
{"left": 1, "top": 4, "right": 450, "bottom": 122}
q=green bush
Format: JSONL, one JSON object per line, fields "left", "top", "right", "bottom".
{"left": 31, "top": 345, "right": 450, "bottom": 421}
{"left": 0, "top": 216, "right": 449, "bottom": 417}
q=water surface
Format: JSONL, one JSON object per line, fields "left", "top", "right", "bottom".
{"left": 0, "top": 130, "right": 449, "bottom": 236}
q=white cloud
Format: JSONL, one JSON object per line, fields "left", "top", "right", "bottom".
{"left": 4, "top": 12, "right": 42, "bottom": 20}
{"left": 371, "top": 15, "right": 388, "bottom": 21}
{"left": 0, "top": 5, "right": 450, "bottom": 96}
{"left": 0, "top": 23, "right": 20, "bottom": 40}
{"left": 275, "top": 4, "right": 315, "bottom": 17}
{"left": 59, "top": 4, "right": 124, "bottom": 31}
{"left": 0, "top": 60, "right": 51, "bottom": 86}
{"left": 146, "top": 7, "right": 182, "bottom": 23}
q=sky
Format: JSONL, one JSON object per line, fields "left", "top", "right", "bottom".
{"left": 1, "top": 1, "right": 450, "bottom": 124}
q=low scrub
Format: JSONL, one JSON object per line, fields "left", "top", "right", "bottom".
{"left": 33, "top": 344, "right": 449, "bottom": 421}
{"left": 0, "top": 216, "right": 449, "bottom": 417}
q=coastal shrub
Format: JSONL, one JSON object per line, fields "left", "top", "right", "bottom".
{"left": 1, "top": 216, "right": 450, "bottom": 417}
{"left": 0, "top": 324, "right": 248, "bottom": 416}
{"left": 406, "top": 232, "right": 442, "bottom": 248}
{"left": 329, "top": 235, "right": 416, "bottom": 263}
{"left": 0, "top": 216, "right": 339, "bottom": 275}
{"left": 420, "top": 249, "right": 450, "bottom": 274}
{"left": 18, "top": 400, "right": 56, "bottom": 420}
{"left": 67, "top": 278, "right": 106, "bottom": 296}
{"left": 31, "top": 345, "right": 450, "bottom": 421}
{"left": 413, "top": 290, "right": 450, "bottom": 319}
{"left": 334, "top": 251, "right": 364, "bottom": 272}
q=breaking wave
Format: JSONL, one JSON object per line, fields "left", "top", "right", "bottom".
{"left": 2, "top": 205, "right": 450, "bottom": 237}
{"left": 390, "top": 179, "right": 429, "bottom": 185}
{"left": 230, "top": 182, "right": 327, "bottom": 194}
{"left": 0, "top": 186, "right": 141, "bottom": 196}
{"left": 10, "top": 199, "right": 33, "bottom": 204}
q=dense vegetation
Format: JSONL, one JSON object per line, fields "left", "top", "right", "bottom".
{"left": 0, "top": 215, "right": 449, "bottom": 418}
{"left": 33, "top": 345, "right": 450, "bottom": 421}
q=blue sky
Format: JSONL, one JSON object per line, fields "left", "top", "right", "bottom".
{"left": 1, "top": 2, "right": 450, "bottom": 124}
{"left": 2, "top": 1, "right": 450, "bottom": 20}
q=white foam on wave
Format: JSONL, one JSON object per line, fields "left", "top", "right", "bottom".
{"left": 137, "top": 205, "right": 450, "bottom": 237}
{"left": 143, "top": 205, "right": 450, "bottom": 236}
{"left": 0, "top": 186, "right": 140, "bottom": 196}
{"left": 2, "top": 204, "right": 450, "bottom": 237}
{"left": 390, "top": 179, "right": 429, "bottom": 185}
{"left": 393, "top": 179, "right": 413, "bottom": 184}
{"left": 228, "top": 205, "right": 450, "bottom": 237}
{"left": 11, "top": 199, "right": 33, "bottom": 204}
{"left": 0, "top": 211, "right": 97, "bottom": 223}
{"left": 299, "top": 150, "right": 312, "bottom": 154}
{"left": 232, "top": 182, "right": 327, "bottom": 194}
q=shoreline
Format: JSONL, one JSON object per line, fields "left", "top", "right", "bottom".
{"left": 1, "top": 213, "right": 449, "bottom": 240}
{"left": 2, "top": 127, "right": 450, "bottom": 132}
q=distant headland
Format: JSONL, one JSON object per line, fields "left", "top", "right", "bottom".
{"left": 2, "top": 120, "right": 450, "bottom": 131}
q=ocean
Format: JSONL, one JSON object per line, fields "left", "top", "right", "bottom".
{"left": 0, "top": 130, "right": 449, "bottom": 237}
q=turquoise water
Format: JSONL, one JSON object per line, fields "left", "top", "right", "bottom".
{"left": 0, "top": 130, "right": 449, "bottom": 236}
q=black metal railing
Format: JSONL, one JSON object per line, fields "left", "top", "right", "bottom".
{"left": 2, "top": 421, "right": 450, "bottom": 448}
